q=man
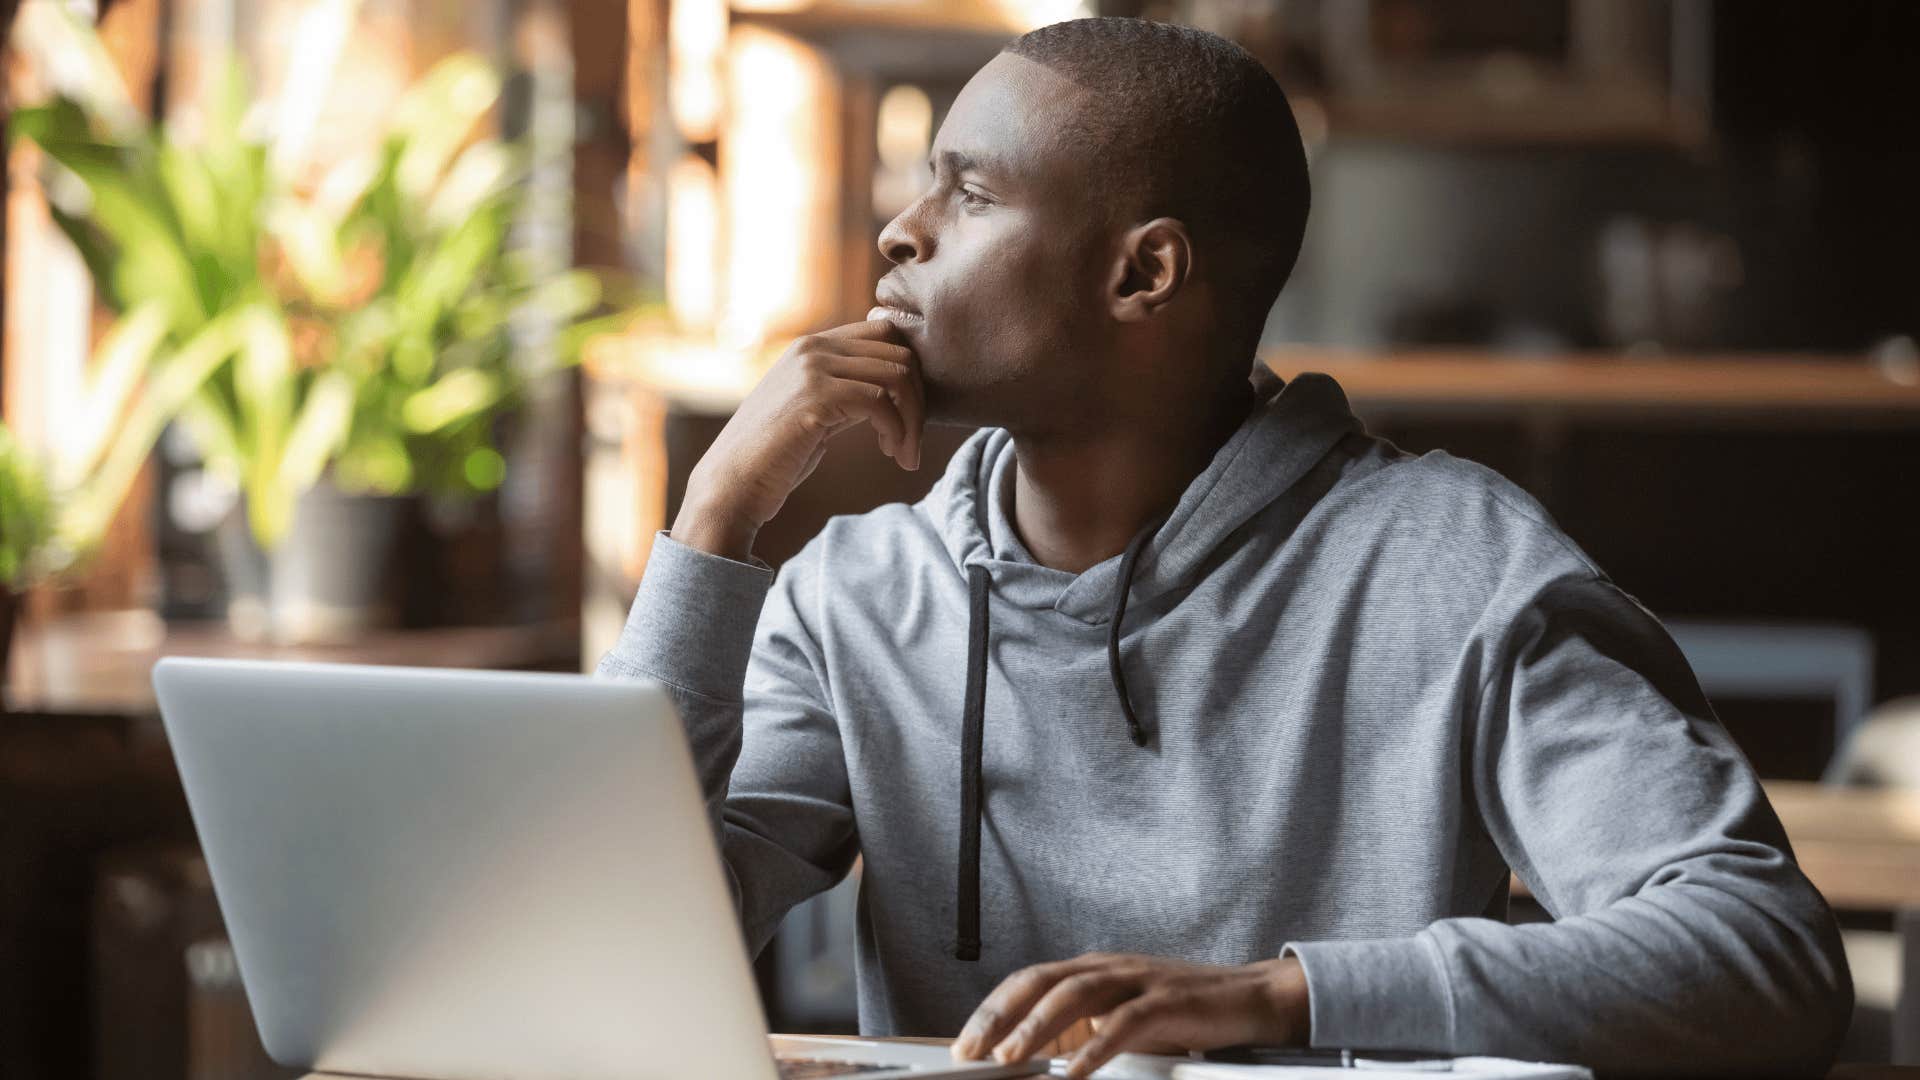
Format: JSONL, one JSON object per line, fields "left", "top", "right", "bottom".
{"left": 598, "top": 17, "right": 1851, "bottom": 1078}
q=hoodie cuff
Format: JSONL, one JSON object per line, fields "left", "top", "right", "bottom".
{"left": 599, "top": 531, "right": 775, "bottom": 702}
{"left": 1282, "top": 935, "right": 1456, "bottom": 1054}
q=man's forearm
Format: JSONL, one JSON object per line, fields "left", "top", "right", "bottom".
{"left": 596, "top": 531, "right": 774, "bottom": 821}
{"left": 1286, "top": 869, "right": 1850, "bottom": 1073}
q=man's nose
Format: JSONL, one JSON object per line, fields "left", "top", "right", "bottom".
{"left": 877, "top": 210, "right": 929, "bottom": 264}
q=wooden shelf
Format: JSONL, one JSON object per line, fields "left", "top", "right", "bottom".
{"left": 590, "top": 338, "right": 1920, "bottom": 424}
{"left": 1267, "top": 350, "right": 1920, "bottom": 422}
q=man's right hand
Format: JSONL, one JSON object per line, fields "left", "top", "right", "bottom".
{"left": 671, "top": 315, "right": 925, "bottom": 562}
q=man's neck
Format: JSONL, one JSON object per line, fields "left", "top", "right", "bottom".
{"left": 1008, "top": 378, "right": 1256, "bottom": 574}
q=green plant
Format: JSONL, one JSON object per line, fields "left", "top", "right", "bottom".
{"left": 11, "top": 6, "right": 639, "bottom": 550}
{"left": 246, "top": 52, "right": 621, "bottom": 513}
{"left": 0, "top": 300, "right": 234, "bottom": 579}
{"left": 0, "top": 425, "right": 55, "bottom": 589}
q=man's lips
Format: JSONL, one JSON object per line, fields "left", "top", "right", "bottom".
{"left": 867, "top": 303, "right": 925, "bottom": 330}
{"left": 875, "top": 278, "right": 925, "bottom": 326}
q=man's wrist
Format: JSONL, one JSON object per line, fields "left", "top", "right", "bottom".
{"left": 1254, "top": 956, "right": 1313, "bottom": 1044}
{"left": 670, "top": 490, "right": 760, "bottom": 563}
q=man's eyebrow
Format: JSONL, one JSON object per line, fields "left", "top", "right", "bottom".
{"left": 928, "top": 150, "right": 1001, "bottom": 180}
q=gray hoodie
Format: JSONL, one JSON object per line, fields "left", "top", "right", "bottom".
{"left": 598, "top": 368, "right": 1852, "bottom": 1074}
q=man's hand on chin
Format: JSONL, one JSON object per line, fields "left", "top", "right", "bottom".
{"left": 950, "top": 952, "right": 1311, "bottom": 1079}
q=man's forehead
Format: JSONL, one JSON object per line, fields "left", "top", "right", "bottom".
{"left": 932, "top": 53, "right": 1094, "bottom": 189}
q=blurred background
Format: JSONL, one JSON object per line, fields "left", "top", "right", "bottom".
{"left": 1, "top": 0, "right": 1917, "bottom": 1076}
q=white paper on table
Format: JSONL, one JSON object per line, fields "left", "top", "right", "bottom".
{"left": 1169, "top": 1058, "right": 1591, "bottom": 1080}
{"left": 1046, "top": 1050, "right": 1188, "bottom": 1079}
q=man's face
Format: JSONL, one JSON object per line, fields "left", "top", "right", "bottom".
{"left": 874, "top": 53, "right": 1113, "bottom": 430}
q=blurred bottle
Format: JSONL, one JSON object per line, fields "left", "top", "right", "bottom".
{"left": 1597, "top": 214, "right": 1745, "bottom": 353}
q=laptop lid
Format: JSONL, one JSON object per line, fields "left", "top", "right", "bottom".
{"left": 153, "top": 657, "right": 780, "bottom": 1080}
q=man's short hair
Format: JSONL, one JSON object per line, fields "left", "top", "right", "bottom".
{"left": 1004, "top": 17, "right": 1310, "bottom": 358}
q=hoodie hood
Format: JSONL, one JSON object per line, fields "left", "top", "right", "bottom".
{"left": 929, "top": 366, "right": 1362, "bottom": 623}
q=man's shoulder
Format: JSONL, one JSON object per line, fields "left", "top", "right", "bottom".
{"left": 1326, "top": 445, "right": 1601, "bottom": 578}
{"left": 1366, "top": 448, "right": 1553, "bottom": 522}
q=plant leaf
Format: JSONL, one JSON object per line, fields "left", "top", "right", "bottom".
{"left": 232, "top": 307, "right": 295, "bottom": 541}
{"left": 424, "top": 141, "right": 521, "bottom": 230}
{"left": 390, "top": 54, "right": 502, "bottom": 207}
{"left": 156, "top": 139, "right": 224, "bottom": 265}
{"left": 17, "top": 103, "right": 206, "bottom": 328}
{"left": 276, "top": 370, "right": 355, "bottom": 496}
{"left": 401, "top": 368, "right": 500, "bottom": 434}
{"left": 263, "top": 197, "right": 351, "bottom": 304}
{"left": 59, "top": 312, "right": 247, "bottom": 551}
{"left": 56, "top": 301, "right": 171, "bottom": 490}
{"left": 9, "top": 3, "right": 146, "bottom": 140}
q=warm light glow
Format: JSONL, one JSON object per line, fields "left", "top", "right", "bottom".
{"left": 731, "top": 0, "right": 815, "bottom": 11}
{"left": 871, "top": 83, "right": 932, "bottom": 220}
{"left": 255, "top": 1, "right": 411, "bottom": 192}
{"left": 669, "top": 0, "right": 727, "bottom": 142}
{"left": 265, "top": 0, "right": 356, "bottom": 177}
{"left": 720, "top": 25, "right": 837, "bottom": 349}
{"left": 665, "top": 153, "right": 721, "bottom": 332}
{"left": 989, "top": 0, "right": 1094, "bottom": 32}
{"left": 875, "top": 83, "right": 932, "bottom": 171}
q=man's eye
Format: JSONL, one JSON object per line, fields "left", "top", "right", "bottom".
{"left": 958, "top": 187, "right": 991, "bottom": 208}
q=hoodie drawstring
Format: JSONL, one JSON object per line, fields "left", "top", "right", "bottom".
{"left": 953, "top": 517, "right": 1163, "bottom": 962}
{"left": 955, "top": 564, "right": 990, "bottom": 962}
{"left": 1107, "top": 519, "right": 1163, "bottom": 748}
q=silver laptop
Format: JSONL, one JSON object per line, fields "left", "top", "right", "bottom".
{"left": 153, "top": 657, "right": 1043, "bottom": 1080}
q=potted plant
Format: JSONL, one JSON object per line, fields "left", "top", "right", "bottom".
{"left": 13, "top": 10, "right": 634, "bottom": 641}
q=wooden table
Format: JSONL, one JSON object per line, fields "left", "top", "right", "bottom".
{"left": 299, "top": 1037, "right": 1920, "bottom": 1079}
{"left": 2, "top": 610, "right": 583, "bottom": 717}
{"left": 0, "top": 611, "right": 586, "bottom": 1079}
{"left": 1768, "top": 782, "right": 1920, "bottom": 1066}
{"left": 1766, "top": 781, "right": 1920, "bottom": 911}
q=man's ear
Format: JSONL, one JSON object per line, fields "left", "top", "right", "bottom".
{"left": 1107, "top": 217, "right": 1192, "bottom": 324}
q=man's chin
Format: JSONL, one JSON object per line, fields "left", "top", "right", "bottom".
{"left": 918, "top": 357, "right": 1027, "bottom": 429}
{"left": 921, "top": 384, "right": 1009, "bottom": 431}
{"left": 919, "top": 379, "right": 965, "bottom": 427}
{"left": 919, "top": 377, "right": 979, "bottom": 428}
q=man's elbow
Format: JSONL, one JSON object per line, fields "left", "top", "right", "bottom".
{"left": 1805, "top": 928, "right": 1855, "bottom": 1072}
{"left": 1754, "top": 914, "right": 1854, "bottom": 1075}
{"left": 1651, "top": 883, "right": 1856, "bottom": 1075}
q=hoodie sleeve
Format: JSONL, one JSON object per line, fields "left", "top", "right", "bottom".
{"left": 597, "top": 531, "right": 857, "bottom": 956}
{"left": 1285, "top": 572, "right": 1853, "bottom": 1075}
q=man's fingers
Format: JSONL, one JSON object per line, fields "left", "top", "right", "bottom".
{"left": 817, "top": 334, "right": 916, "bottom": 364}
{"left": 991, "top": 973, "right": 1137, "bottom": 1065}
{"left": 954, "top": 959, "right": 1093, "bottom": 1060}
{"left": 1063, "top": 995, "right": 1175, "bottom": 1080}
{"left": 822, "top": 377, "right": 908, "bottom": 460}
{"left": 812, "top": 352, "right": 923, "bottom": 469}
{"left": 817, "top": 316, "right": 910, "bottom": 347}
{"left": 821, "top": 341, "right": 923, "bottom": 469}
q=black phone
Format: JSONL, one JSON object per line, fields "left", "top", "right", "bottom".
{"left": 1202, "top": 1045, "right": 1454, "bottom": 1070}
